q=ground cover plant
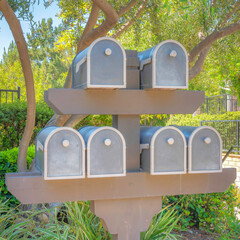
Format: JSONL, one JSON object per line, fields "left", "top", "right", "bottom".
{"left": 0, "top": 200, "right": 181, "bottom": 240}
{"left": 164, "top": 185, "right": 240, "bottom": 239}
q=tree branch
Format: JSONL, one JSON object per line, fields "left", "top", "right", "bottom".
{"left": 117, "top": 0, "right": 138, "bottom": 17}
{"left": 78, "top": 0, "right": 119, "bottom": 50}
{"left": 0, "top": 0, "right": 36, "bottom": 172}
{"left": 64, "top": 115, "right": 88, "bottom": 127}
{"left": 111, "top": 0, "right": 147, "bottom": 39}
{"left": 218, "top": 0, "right": 240, "bottom": 29}
{"left": 189, "top": 45, "right": 211, "bottom": 80}
{"left": 189, "top": 20, "right": 240, "bottom": 63}
{"left": 77, "top": 3, "right": 100, "bottom": 53}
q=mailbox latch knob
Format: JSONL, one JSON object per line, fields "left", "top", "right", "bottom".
{"left": 105, "top": 48, "right": 112, "bottom": 56}
{"left": 204, "top": 137, "right": 211, "bottom": 144}
{"left": 167, "top": 138, "right": 175, "bottom": 145}
{"left": 169, "top": 50, "right": 177, "bottom": 58}
{"left": 104, "top": 138, "right": 112, "bottom": 146}
{"left": 62, "top": 139, "right": 70, "bottom": 147}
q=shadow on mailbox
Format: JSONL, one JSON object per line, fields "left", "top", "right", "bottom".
{"left": 79, "top": 126, "right": 126, "bottom": 178}
{"left": 72, "top": 37, "right": 126, "bottom": 89}
{"left": 140, "top": 126, "right": 187, "bottom": 175}
{"left": 35, "top": 126, "right": 85, "bottom": 180}
{"left": 138, "top": 40, "right": 188, "bottom": 89}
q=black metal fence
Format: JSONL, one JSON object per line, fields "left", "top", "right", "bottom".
{"left": 0, "top": 87, "right": 20, "bottom": 104}
{"left": 201, "top": 94, "right": 239, "bottom": 114}
{"left": 201, "top": 120, "right": 240, "bottom": 155}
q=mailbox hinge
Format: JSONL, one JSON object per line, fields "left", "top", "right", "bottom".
{"left": 139, "top": 58, "right": 151, "bottom": 71}
{"left": 37, "top": 140, "right": 44, "bottom": 151}
{"left": 76, "top": 56, "right": 87, "bottom": 72}
{"left": 140, "top": 143, "right": 150, "bottom": 153}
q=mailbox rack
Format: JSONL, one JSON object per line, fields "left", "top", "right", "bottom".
{"left": 6, "top": 50, "right": 236, "bottom": 240}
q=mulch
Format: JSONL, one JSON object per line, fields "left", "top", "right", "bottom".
{"left": 174, "top": 228, "right": 219, "bottom": 240}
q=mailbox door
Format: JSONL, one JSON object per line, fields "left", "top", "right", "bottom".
{"left": 151, "top": 127, "right": 186, "bottom": 174}
{"left": 89, "top": 38, "right": 126, "bottom": 88}
{"left": 189, "top": 127, "right": 222, "bottom": 173}
{"left": 88, "top": 128, "right": 126, "bottom": 177}
{"left": 46, "top": 129, "right": 85, "bottom": 179}
{"left": 153, "top": 40, "right": 188, "bottom": 88}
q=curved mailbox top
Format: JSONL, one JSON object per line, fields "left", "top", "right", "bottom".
{"left": 174, "top": 126, "right": 222, "bottom": 173}
{"left": 140, "top": 126, "right": 187, "bottom": 175}
{"left": 79, "top": 126, "right": 126, "bottom": 178}
{"left": 36, "top": 126, "right": 85, "bottom": 180}
{"left": 138, "top": 40, "right": 188, "bottom": 89}
{"left": 140, "top": 126, "right": 186, "bottom": 146}
{"left": 72, "top": 37, "right": 126, "bottom": 89}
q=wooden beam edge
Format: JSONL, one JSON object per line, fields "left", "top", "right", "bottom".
{"left": 5, "top": 168, "right": 236, "bottom": 204}
{"left": 44, "top": 89, "right": 205, "bottom": 115}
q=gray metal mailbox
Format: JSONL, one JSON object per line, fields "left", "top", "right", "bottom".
{"left": 175, "top": 126, "right": 222, "bottom": 173}
{"left": 140, "top": 126, "right": 187, "bottom": 175}
{"left": 35, "top": 126, "right": 85, "bottom": 180}
{"left": 79, "top": 126, "right": 126, "bottom": 178}
{"left": 138, "top": 40, "right": 188, "bottom": 89}
{"left": 72, "top": 37, "right": 126, "bottom": 89}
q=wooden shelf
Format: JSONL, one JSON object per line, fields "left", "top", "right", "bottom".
{"left": 6, "top": 168, "right": 236, "bottom": 204}
{"left": 45, "top": 89, "right": 204, "bottom": 115}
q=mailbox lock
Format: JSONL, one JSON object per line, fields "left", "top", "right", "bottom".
{"left": 169, "top": 50, "right": 177, "bottom": 58}
{"left": 62, "top": 139, "right": 70, "bottom": 147}
{"left": 204, "top": 137, "right": 211, "bottom": 144}
{"left": 167, "top": 138, "right": 175, "bottom": 145}
{"left": 105, "top": 48, "right": 112, "bottom": 56}
{"left": 104, "top": 138, "right": 112, "bottom": 146}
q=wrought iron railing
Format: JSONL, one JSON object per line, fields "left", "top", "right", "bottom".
{"left": 201, "top": 94, "right": 239, "bottom": 114}
{"left": 201, "top": 120, "right": 240, "bottom": 155}
{"left": 0, "top": 87, "right": 20, "bottom": 104}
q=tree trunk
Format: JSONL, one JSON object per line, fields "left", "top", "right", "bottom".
{"left": 0, "top": 0, "right": 36, "bottom": 172}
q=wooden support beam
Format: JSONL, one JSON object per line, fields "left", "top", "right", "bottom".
{"left": 44, "top": 89, "right": 204, "bottom": 115}
{"left": 5, "top": 168, "right": 236, "bottom": 204}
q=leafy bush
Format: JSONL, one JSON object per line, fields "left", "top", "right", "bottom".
{"left": 140, "top": 114, "right": 170, "bottom": 127}
{"left": 0, "top": 200, "right": 180, "bottom": 240}
{"left": 75, "top": 114, "right": 112, "bottom": 129}
{"left": 0, "top": 101, "right": 54, "bottom": 151}
{"left": 142, "top": 204, "right": 180, "bottom": 239}
{"left": 0, "top": 101, "right": 115, "bottom": 151}
{"left": 0, "top": 147, "right": 35, "bottom": 206}
{"left": 164, "top": 184, "right": 240, "bottom": 237}
{"left": 167, "top": 111, "right": 240, "bottom": 127}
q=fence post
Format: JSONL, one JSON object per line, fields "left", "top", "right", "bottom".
{"left": 17, "top": 87, "right": 20, "bottom": 100}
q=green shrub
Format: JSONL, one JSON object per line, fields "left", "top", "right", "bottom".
{"left": 167, "top": 111, "right": 240, "bottom": 127}
{"left": 0, "top": 101, "right": 54, "bottom": 151}
{"left": 0, "top": 101, "right": 115, "bottom": 151}
{"left": 0, "top": 147, "right": 35, "bottom": 206}
{"left": 164, "top": 184, "right": 240, "bottom": 237}
{"left": 0, "top": 201, "right": 180, "bottom": 240}
{"left": 75, "top": 114, "right": 112, "bottom": 129}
